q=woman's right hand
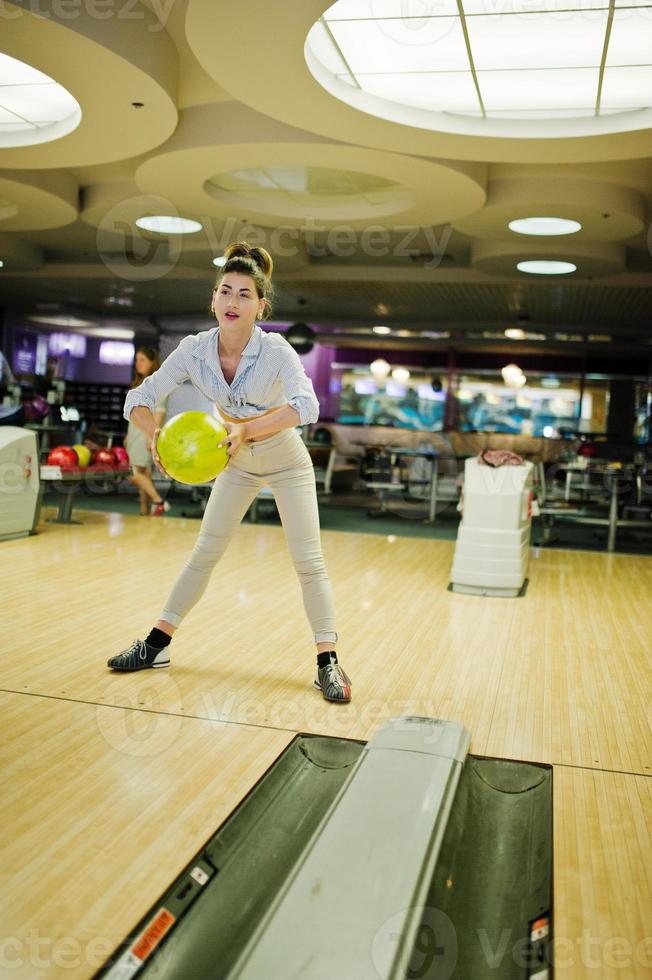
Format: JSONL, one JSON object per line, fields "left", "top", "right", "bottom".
{"left": 151, "top": 428, "right": 172, "bottom": 478}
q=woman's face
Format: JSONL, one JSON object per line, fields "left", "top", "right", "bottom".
{"left": 212, "top": 272, "right": 266, "bottom": 331}
{"left": 135, "top": 351, "right": 155, "bottom": 376}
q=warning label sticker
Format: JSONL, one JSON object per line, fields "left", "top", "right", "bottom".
{"left": 132, "top": 907, "right": 176, "bottom": 962}
{"left": 190, "top": 866, "right": 209, "bottom": 886}
{"left": 103, "top": 951, "right": 142, "bottom": 980}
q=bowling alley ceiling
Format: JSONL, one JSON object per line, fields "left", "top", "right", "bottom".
{"left": 1, "top": 0, "right": 652, "bottom": 348}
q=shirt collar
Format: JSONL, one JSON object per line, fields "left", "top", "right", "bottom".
{"left": 240, "top": 325, "right": 262, "bottom": 358}
{"left": 192, "top": 325, "right": 262, "bottom": 362}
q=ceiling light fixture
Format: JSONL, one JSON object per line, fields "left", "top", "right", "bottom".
{"left": 509, "top": 217, "right": 582, "bottom": 236}
{"left": 136, "top": 216, "right": 202, "bottom": 235}
{"left": 501, "top": 363, "right": 527, "bottom": 387}
{"left": 517, "top": 260, "right": 577, "bottom": 275}
{"left": 306, "top": 6, "right": 652, "bottom": 138}
{"left": 504, "top": 328, "right": 526, "bottom": 340}
{"left": 370, "top": 358, "right": 391, "bottom": 380}
{"left": 105, "top": 296, "right": 134, "bottom": 308}
{"left": 213, "top": 255, "right": 227, "bottom": 267}
{"left": 28, "top": 315, "right": 95, "bottom": 328}
{"left": 0, "top": 52, "right": 81, "bottom": 148}
{"left": 85, "top": 327, "right": 136, "bottom": 340}
{"left": 372, "top": 325, "right": 391, "bottom": 335}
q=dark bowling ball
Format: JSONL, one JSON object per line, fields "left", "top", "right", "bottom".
{"left": 23, "top": 394, "right": 50, "bottom": 422}
{"left": 285, "top": 322, "right": 314, "bottom": 355}
{"left": 313, "top": 426, "right": 332, "bottom": 445}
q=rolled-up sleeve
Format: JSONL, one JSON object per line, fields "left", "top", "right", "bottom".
{"left": 277, "top": 344, "right": 320, "bottom": 425}
{"left": 123, "top": 340, "right": 191, "bottom": 422}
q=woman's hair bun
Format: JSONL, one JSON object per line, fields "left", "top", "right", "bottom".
{"left": 224, "top": 241, "right": 273, "bottom": 278}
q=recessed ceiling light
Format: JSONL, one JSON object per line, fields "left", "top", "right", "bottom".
{"left": 517, "top": 260, "right": 577, "bottom": 275}
{"left": 372, "top": 325, "right": 391, "bottom": 335}
{"left": 307, "top": 8, "right": 652, "bottom": 138}
{"left": 136, "top": 216, "right": 202, "bottom": 235}
{"left": 213, "top": 255, "right": 227, "bottom": 267}
{"left": 504, "top": 328, "right": 526, "bottom": 340}
{"left": 0, "top": 52, "right": 81, "bottom": 148}
{"left": 0, "top": 260, "right": 4, "bottom": 268}
{"left": 509, "top": 217, "right": 582, "bottom": 237}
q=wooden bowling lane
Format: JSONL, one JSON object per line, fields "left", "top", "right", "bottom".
{"left": 1, "top": 509, "right": 511, "bottom": 752}
{"left": 3, "top": 508, "right": 651, "bottom": 765}
{"left": 483, "top": 548, "right": 652, "bottom": 776}
{"left": 528, "top": 544, "right": 652, "bottom": 654}
{"left": 484, "top": 635, "right": 651, "bottom": 776}
{"left": 0, "top": 689, "right": 293, "bottom": 980}
{"left": 2, "top": 506, "right": 651, "bottom": 976}
{"left": 553, "top": 766, "right": 652, "bottom": 980}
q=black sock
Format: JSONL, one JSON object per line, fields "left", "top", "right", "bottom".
{"left": 317, "top": 650, "right": 338, "bottom": 669}
{"left": 145, "top": 628, "right": 172, "bottom": 650}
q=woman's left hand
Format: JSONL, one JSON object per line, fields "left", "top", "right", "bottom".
{"left": 219, "top": 421, "right": 248, "bottom": 461}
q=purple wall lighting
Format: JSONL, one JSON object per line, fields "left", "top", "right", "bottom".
{"left": 385, "top": 381, "right": 407, "bottom": 397}
{"left": 297, "top": 341, "right": 337, "bottom": 418}
{"left": 354, "top": 378, "right": 377, "bottom": 395}
{"left": 418, "top": 384, "right": 446, "bottom": 402}
{"left": 48, "top": 333, "right": 87, "bottom": 358}
{"left": 99, "top": 341, "right": 135, "bottom": 366}
{"left": 12, "top": 330, "right": 37, "bottom": 375}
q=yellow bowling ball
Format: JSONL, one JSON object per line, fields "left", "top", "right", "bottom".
{"left": 72, "top": 444, "right": 91, "bottom": 467}
{"left": 157, "top": 411, "right": 229, "bottom": 484}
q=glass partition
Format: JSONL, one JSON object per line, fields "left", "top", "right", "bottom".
{"left": 336, "top": 368, "right": 447, "bottom": 430}
{"left": 455, "top": 374, "right": 608, "bottom": 437}
{"left": 332, "top": 364, "right": 646, "bottom": 440}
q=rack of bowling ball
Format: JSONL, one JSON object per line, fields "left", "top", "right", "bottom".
{"left": 39, "top": 413, "right": 229, "bottom": 524}
{"left": 40, "top": 444, "right": 132, "bottom": 524}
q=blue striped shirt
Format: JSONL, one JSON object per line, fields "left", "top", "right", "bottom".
{"left": 123, "top": 326, "right": 320, "bottom": 426}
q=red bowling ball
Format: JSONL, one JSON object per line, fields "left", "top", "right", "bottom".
{"left": 112, "top": 446, "right": 129, "bottom": 466}
{"left": 47, "top": 446, "right": 78, "bottom": 468}
{"left": 94, "top": 448, "right": 117, "bottom": 467}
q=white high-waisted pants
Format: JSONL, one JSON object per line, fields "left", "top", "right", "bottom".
{"left": 159, "top": 428, "right": 337, "bottom": 645}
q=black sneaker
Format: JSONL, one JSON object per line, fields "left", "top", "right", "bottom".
{"left": 313, "top": 656, "right": 352, "bottom": 703}
{"left": 107, "top": 639, "right": 170, "bottom": 672}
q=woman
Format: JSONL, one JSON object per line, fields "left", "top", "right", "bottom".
{"left": 126, "top": 347, "right": 169, "bottom": 516}
{"left": 107, "top": 242, "right": 351, "bottom": 703}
